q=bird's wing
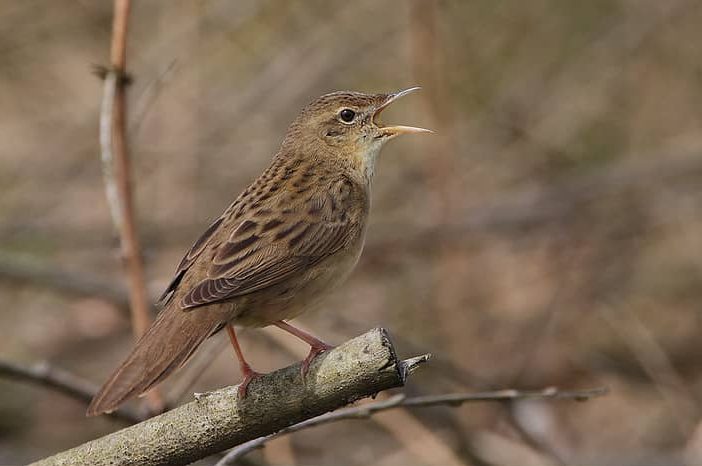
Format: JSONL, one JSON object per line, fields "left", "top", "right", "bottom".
{"left": 158, "top": 215, "right": 225, "bottom": 303}
{"left": 179, "top": 176, "right": 363, "bottom": 309}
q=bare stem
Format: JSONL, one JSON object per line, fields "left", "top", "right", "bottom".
{"left": 98, "top": 0, "right": 161, "bottom": 411}
{"left": 217, "top": 386, "right": 607, "bottom": 464}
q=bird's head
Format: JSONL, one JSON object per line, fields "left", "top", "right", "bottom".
{"left": 284, "top": 88, "right": 432, "bottom": 178}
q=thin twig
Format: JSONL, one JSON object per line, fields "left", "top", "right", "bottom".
{"left": 99, "top": 70, "right": 121, "bottom": 229}
{"left": 217, "top": 387, "right": 607, "bottom": 465}
{"left": 401, "top": 387, "right": 607, "bottom": 405}
{"left": 130, "top": 59, "right": 178, "bottom": 135}
{"left": 99, "top": 0, "right": 162, "bottom": 411}
{"left": 0, "top": 358, "right": 142, "bottom": 424}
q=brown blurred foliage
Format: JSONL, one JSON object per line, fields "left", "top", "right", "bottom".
{"left": 2, "top": 0, "right": 702, "bottom": 465}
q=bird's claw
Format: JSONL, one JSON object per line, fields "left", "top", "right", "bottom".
{"left": 237, "top": 369, "right": 262, "bottom": 399}
{"left": 301, "top": 343, "right": 335, "bottom": 379}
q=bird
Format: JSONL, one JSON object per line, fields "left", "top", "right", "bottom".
{"left": 86, "top": 87, "right": 431, "bottom": 416}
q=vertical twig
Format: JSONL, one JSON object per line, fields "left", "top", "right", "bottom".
{"left": 99, "top": 0, "right": 162, "bottom": 412}
{"left": 109, "top": 0, "right": 151, "bottom": 338}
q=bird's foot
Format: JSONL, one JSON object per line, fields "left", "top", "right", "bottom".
{"left": 301, "top": 342, "right": 335, "bottom": 379}
{"left": 237, "top": 365, "right": 263, "bottom": 399}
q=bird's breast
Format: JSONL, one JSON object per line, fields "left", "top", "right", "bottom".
{"left": 233, "top": 228, "right": 366, "bottom": 327}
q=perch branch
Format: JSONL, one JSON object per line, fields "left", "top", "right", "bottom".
{"left": 0, "top": 359, "right": 142, "bottom": 424}
{"left": 218, "top": 386, "right": 607, "bottom": 464}
{"left": 29, "top": 328, "right": 428, "bottom": 466}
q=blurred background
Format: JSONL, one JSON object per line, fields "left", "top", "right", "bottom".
{"left": 2, "top": 0, "right": 702, "bottom": 465}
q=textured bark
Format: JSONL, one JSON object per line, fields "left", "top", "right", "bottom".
{"left": 31, "top": 328, "right": 427, "bottom": 466}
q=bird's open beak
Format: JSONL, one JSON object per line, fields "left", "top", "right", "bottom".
{"left": 374, "top": 87, "right": 433, "bottom": 139}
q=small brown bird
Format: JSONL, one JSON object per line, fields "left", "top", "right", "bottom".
{"left": 87, "top": 87, "right": 431, "bottom": 416}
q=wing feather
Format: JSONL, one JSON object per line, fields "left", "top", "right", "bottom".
{"left": 158, "top": 215, "right": 224, "bottom": 303}
{"left": 179, "top": 177, "right": 362, "bottom": 310}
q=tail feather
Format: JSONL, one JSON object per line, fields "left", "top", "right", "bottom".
{"left": 86, "top": 306, "right": 223, "bottom": 416}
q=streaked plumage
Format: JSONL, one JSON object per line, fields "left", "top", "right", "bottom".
{"left": 87, "top": 88, "right": 430, "bottom": 416}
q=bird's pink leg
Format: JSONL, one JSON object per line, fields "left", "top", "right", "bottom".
{"left": 226, "top": 325, "right": 261, "bottom": 398}
{"left": 274, "top": 321, "right": 334, "bottom": 378}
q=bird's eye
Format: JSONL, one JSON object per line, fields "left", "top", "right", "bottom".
{"left": 339, "top": 108, "right": 356, "bottom": 123}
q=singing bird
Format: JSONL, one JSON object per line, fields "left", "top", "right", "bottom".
{"left": 87, "top": 88, "right": 431, "bottom": 416}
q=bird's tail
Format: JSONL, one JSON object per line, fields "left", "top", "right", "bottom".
{"left": 86, "top": 304, "right": 223, "bottom": 416}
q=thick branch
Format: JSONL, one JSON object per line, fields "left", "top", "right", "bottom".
{"left": 30, "top": 328, "right": 428, "bottom": 466}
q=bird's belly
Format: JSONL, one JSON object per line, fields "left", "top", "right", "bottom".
{"left": 233, "top": 240, "right": 364, "bottom": 327}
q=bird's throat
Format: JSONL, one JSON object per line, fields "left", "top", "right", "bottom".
{"left": 358, "top": 141, "right": 383, "bottom": 183}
